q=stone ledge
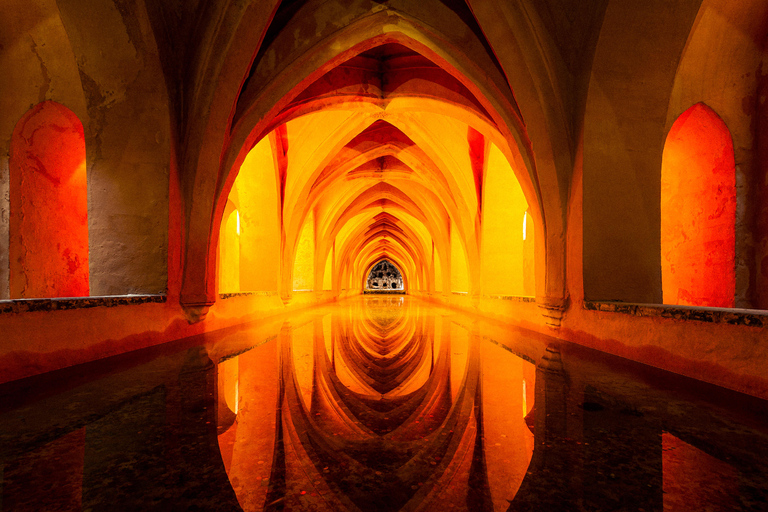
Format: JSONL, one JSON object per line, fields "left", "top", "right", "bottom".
{"left": 219, "top": 291, "right": 278, "bottom": 299}
{"left": 0, "top": 294, "right": 166, "bottom": 314}
{"left": 583, "top": 301, "right": 768, "bottom": 327}
{"left": 484, "top": 295, "right": 536, "bottom": 303}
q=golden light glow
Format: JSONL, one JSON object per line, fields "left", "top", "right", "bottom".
{"left": 523, "top": 211, "right": 528, "bottom": 241}
{"left": 215, "top": 43, "right": 540, "bottom": 301}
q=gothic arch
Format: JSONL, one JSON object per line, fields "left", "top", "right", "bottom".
{"left": 9, "top": 101, "right": 88, "bottom": 299}
{"left": 179, "top": 2, "right": 568, "bottom": 318}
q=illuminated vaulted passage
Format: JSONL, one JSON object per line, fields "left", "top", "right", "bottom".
{"left": 217, "top": 41, "right": 537, "bottom": 302}
{"left": 3, "top": 1, "right": 768, "bottom": 511}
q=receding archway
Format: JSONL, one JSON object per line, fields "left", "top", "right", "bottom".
{"left": 178, "top": 4, "right": 562, "bottom": 314}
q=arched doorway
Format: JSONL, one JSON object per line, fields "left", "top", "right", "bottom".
{"left": 365, "top": 260, "right": 405, "bottom": 293}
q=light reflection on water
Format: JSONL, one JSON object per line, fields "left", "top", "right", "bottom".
{"left": 0, "top": 296, "right": 767, "bottom": 511}
{"left": 218, "top": 296, "right": 535, "bottom": 511}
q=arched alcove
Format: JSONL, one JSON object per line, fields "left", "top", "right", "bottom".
{"left": 9, "top": 101, "right": 88, "bottom": 299}
{"left": 661, "top": 103, "right": 736, "bottom": 307}
{"left": 365, "top": 260, "right": 405, "bottom": 292}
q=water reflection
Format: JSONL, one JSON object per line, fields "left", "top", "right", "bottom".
{"left": 0, "top": 297, "right": 767, "bottom": 511}
{"left": 220, "top": 297, "right": 535, "bottom": 511}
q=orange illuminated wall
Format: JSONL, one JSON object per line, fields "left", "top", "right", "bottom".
{"left": 433, "top": 245, "right": 444, "bottom": 292}
{"left": 10, "top": 101, "right": 88, "bottom": 298}
{"left": 661, "top": 103, "right": 735, "bottom": 307}
{"left": 481, "top": 143, "right": 534, "bottom": 296}
{"left": 218, "top": 200, "right": 241, "bottom": 293}
{"left": 293, "top": 210, "right": 315, "bottom": 291}
{"left": 236, "top": 137, "right": 280, "bottom": 291}
{"left": 323, "top": 243, "right": 333, "bottom": 291}
{"left": 450, "top": 219, "right": 469, "bottom": 293}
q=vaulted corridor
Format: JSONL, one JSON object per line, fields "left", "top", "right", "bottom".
{"left": 2, "top": 0, "right": 768, "bottom": 510}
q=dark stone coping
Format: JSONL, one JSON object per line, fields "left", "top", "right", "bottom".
{"left": 0, "top": 294, "right": 166, "bottom": 314}
{"left": 583, "top": 301, "right": 768, "bottom": 327}
{"left": 484, "top": 295, "right": 536, "bottom": 303}
{"left": 219, "top": 291, "right": 278, "bottom": 299}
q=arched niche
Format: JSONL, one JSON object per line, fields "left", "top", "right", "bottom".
{"left": 661, "top": 103, "right": 735, "bottom": 307}
{"left": 9, "top": 101, "right": 88, "bottom": 298}
{"left": 364, "top": 259, "right": 406, "bottom": 292}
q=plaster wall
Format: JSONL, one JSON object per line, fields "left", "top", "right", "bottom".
{"left": 481, "top": 143, "right": 530, "bottom": 297}
{"left": 1, "top": 158, "right": 9, "bottom": 300}
{"left": 56, "top": 0, "right": 169, "bottom": 295}
{"left": 0, "top": 0, "right": 89, "bottom": 300}
{"left": 661, "top": 104, "right": 736, "bottom": 307}
{"left": 0, "top": 0, "right": 169, "bottom": 298}
{"left": 450, "top": 220, "right": 469, "bottom": 293}
{"left": 218, "top": 206, "right": 240, "bottom": 293}
{"left": 236, "top": 138, "right": 280, "bottom": 292}
{"left": 582, "top": 0, "right": 701, "bottom": 303}
{"left": 293, "top": 210, "right": 315, "bottom": 291}
{"left": 756, "top": 53, "right": 768, "bottom": 309}
{"left": 10, "top": 102, "right": 89, "bottom": 299}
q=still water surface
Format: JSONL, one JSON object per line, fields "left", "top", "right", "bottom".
{"left": 1, "top": 296, "right": 767, "bottom": 511}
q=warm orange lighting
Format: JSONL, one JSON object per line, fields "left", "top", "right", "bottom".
{"left": 522, "top": 211, "right": 528, "bottom": 241}
{"left": 293, "top": 210, "right": 315, "bottom": 291}
{"left": 481, "top": 143, "right": 533, "bottom": 296}
{"left": 9, "top": 101, "right": 89, "bottom": 299}
{"left": 661, "top": 103, "right": 735, "bottom": 307}
{"left": 522, "top": 378, "right": 527, "bottom": 416}
{"left": 218, "top": 201, "right": 241, "bottom": 293}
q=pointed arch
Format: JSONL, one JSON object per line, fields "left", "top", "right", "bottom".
{"left": 10, "top": 101, "right": 88, "bottom": 299}
{"left": 661, "top": 103, "right": 735, "bottom": 307}
{"left": 178, "top": 2, "right": 563, "bottom": 313}
{"left": 364, "top": 259, "right": 406, "bottom": 292}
